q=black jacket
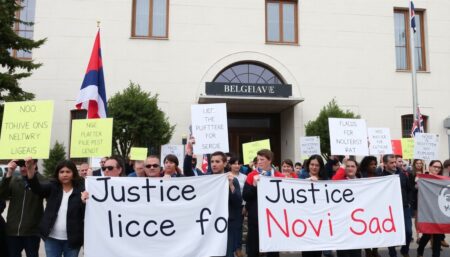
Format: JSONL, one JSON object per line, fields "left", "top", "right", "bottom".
{"left": 29, "top": 175, "right": 85, "bottom": 248}
{"left": 183, "top": 155, "right": 205, "bottom": 176}
{"left": 382, "top": 168, "right": 413, "bottom": 208}
{"left": 228, "top": 177, "right": 242, "bottom": 222}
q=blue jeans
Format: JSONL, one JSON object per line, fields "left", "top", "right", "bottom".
{"left": 388, "top": 206, "right": 412, "bottom": 257}
{"left": 44, "top": 237, "right": 80, "bottom": 257}
{"left": 6, "top": 236, "right": 40, "bottom": 257}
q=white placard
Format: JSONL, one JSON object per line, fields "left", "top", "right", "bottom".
{"left": 329, "top": 118, "right": 369, "bottom": 156}
{"left": 191, "top": 103, "right": 229, "bottom": 155}
{"left": 300, "top": 136, "right": 321, "bottom": 158}
{"left": 84, "top": 175, "right": 229, "bottom": 257}
{"left": 413, "top": 133, "right": 439, "bottom": 162}
{"left": 368, "top": 128, "right": 393, "bottom": 155}
{"left": 257, "top": 176, "right": 405, "bottom": 252}
{"left": 161, "top": 144, "right": 185, "bottom": 169}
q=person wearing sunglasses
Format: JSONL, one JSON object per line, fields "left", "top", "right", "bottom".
{"left": 0, "top": 159, "right": 45, "bottom": 257}
{"left": 92, "top": 157, "right": 108, "bottom": 176}
{"left": 144, "top": 156, "right": 162, "bottom": 177}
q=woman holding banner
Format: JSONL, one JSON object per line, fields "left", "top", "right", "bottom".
{"left": 26, "top": 159, "right": 85, "bottom": 257}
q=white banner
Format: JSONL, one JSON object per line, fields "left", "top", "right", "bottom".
{"left": 160, "top": 144, "right": 184, "bottom": 169}
{"left": 257, "top": 176, "right": 405, "bottom": 252}
{"left": 329, "top": 118, "right": 369, "bottom": 156}
{"left": 84, "top": 175, "right": 229, "bottom": 257}
{"left": 413, "top": 133, "right": 439, "bottom": 162}
{"left": 300, "top": 136, "right": 321, "bottom": 159}
{"left": 191, "top": 103, "right": 229, "bottom": 155}
{"left": 368, "top": 128, "right": 393, "bottom": 155}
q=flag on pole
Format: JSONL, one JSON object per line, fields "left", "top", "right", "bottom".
{"left": 417, "top": 174, "right": 450, "bottom": 233}
{"left": 410, "top": 1, "right": 416, "bottom": 33}
{"left": 76, "top": 30, "right": 107, "bottom": 119}
{"left": 411, "top": 106, "right": 424, "bottom": 137}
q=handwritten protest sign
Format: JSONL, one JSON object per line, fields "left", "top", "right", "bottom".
{"left": 160, "top": 144, "right": 184, "bottom": 167}
{"left": 191, "top": 103, "right": 229, "bottom": 155}
{"left": 84, "top": 175, "right": 229, "bottom": 257}
{"left": 0, "top": 101, "right": 54, "bottom": 159}
{"left": 70, "top": 118, "right": 113, "bottom": 158}
{"left": 401, "top": 138, "right": 414, "bottom": 160}
{"left": 391, "top": 140, "right": 402, "bottom": 155}
{"left": 368, "top": 128, "right": 393, "bottom": 155}
{"left": 329, "top": 118, "right": 369, "bottom": 156}
{"left": 257, "top": 176, "right": 405, "bottom": 251}
{"left": 130, "top": 147, "right": 148, "bottom": 161}
{"left": 242, "top": 139, "right": 271, "bottom": 165}
{"left": 413, "top": 133, "right": 439, "bottom": 161}
{"left": 300, "top": 136, "right": 321, "bottom": 159}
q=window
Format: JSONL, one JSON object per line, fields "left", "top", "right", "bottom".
{"left": 11, "top": 0, "right": 36, "bottom": 59}
{"left": 401, "top": 114, "right": 428, "bottom": 138}
{"left": 132, "top": 0, "right": 169, "bottom": 38}
{"left": 394, "top": 9, "right": 426, "bottom": 71}
{"left": 266, "top": 0, "right": 298, "bottom": 44}
{"left": 213, "top": 62, "right": 284, "bottom": 85}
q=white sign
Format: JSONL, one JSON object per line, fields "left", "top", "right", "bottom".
{"left": 413, "top": 133, "right": 439, "bottom": 161}
{"left": 161, "top": 144, "right": 185, "bottom": 169}
{"left": 84, "top": 175, "right": 229, "bottom": 257}
{"left": 257, "top": 176, "right": 405, "bottom": 252}
{"left": 191, "top": 103, "right": 229, "bottom": 155}
{"left": 300, "top": 136, "right": 321, "bottom": 159}
{"left": 329, "top": 118, "right": 369, "bottom": 156}
{"left": 368, "top": 128, "right": 393, "bottom": 155}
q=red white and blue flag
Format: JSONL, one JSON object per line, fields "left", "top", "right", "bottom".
{"left": 411, "top": 106, "right": 424, "bottom": 137}
{"left": 410, "top": 1, "right": 416, "bottom": 33}
{"left": 76, "top": 30, "right": 107, "bottom": 118}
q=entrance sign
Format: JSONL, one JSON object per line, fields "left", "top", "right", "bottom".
{"left": 242, "top": 139, "right": 271, "bottom": 165}
{"left": 160, "top": 144, "right": 184, "bottom": 168}
{"left": 257, "top": 176, "right": 405, "bottom": 252}
{"left": 0, "top": 101, "right": 54, "bottom": 159}
{"left": 70, "top": 118, "right": 113, "bottom": 158}
{"left": 84, "top": 175, "right": 229, "bottom": 257}
{"left": 300, "top": 136, "right": 321, "bottom": 159}
{"left": 191, "top": 103, "right": 229, "bottom": 155}
{"left": 329, "top": 118, "right": 369, "bottom": 156}
{"left": 205, "top": 82, "right": 292, "bottom": 98}
{"left": 401, "top": 138, "right": 414, "bottom": 160}
{"left": 413, "top": 133, "right": 439, "bottom": 161}
{"left": 367, "top": 128, "right": 393, "bottom": 155}
{"left": 130, "top": 147, "right": 148, "bottom": 161}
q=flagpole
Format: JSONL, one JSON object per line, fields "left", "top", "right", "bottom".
{"left": 408, "top": 2, "right": 419, "bottom": 119}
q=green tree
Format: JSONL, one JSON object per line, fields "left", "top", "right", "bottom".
{"left": 108, "top": 82, "right": 175, "bottom": 160}
{"left": 0, "top": 0, "right": 46, "bottom": 124}
{"left": 305, "top": 99, "right": 360, "bottom": 159}
{"left": 43, "top": 141, "right": 66, "bottom": 178}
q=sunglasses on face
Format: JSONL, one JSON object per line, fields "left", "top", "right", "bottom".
{"left": 145, "top": 164, "right": 159, "bottom": 168}
{"left": 101, "top": 166, "right": 115, "bottom": 171}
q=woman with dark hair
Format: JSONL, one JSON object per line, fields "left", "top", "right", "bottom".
{"left": 359, "top": 156, "right": 378, "bottom": 178}
{"left": 281, "top": 159, "right": 298, "bottom": 178}
{"left": 162, "top": 154, "right": 183, "bottom": 177}
{"left": 25, "top": 159, "right": 84, "bottom": 257}
{"left": 228, "top": 156, "right": 246, "bottom": 257}
{"left": 417, "top": 160, "right": 445, "bottom": 257}
{"left": 410, "top": 159, "right": 425, "bottom": 243}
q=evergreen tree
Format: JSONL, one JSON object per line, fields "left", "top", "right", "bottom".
{"left": 0, "top": 0, "right": 46, "bottom": 123}
{"left": 43, "top": 141, "right": 66, "bottom": 178}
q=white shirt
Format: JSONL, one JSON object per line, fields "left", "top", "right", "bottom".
{"left": 49, "top": 189, "right": 73, "bottom": 240}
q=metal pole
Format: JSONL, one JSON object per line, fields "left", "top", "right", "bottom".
{"left": 408, "top": 2, "right": 419, "bottom": 119}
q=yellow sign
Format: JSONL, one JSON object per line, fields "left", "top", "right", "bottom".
{"left": 0, "top": 101, "right": 54, "bottom": 159}
{"left": 242, "top": 139, "right": 271, "bottom": 165}
{"left": 130, "top": 147, "right": 147, "bottom": 161}
{"left": 401, "top": 138, "right": 414, "bottom": 160}
{"left": 70, "top": 118, "right": 113, "bottom": 158}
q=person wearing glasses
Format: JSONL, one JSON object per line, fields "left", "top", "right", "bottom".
{"left": 143, "top": 156, "right": 162, "bottom": 177}
{"left": 92, "top": 157, "right": 108, "bottom": 176}
{"left": 417, "top": 160, "right": 446, "bottom": 257}
{"left": 26, "top": 159, "right": 84, "bottom": 257}
{"left": 0, "top": 159, "right": 45, "bottom": 257}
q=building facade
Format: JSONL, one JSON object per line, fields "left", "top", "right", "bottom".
{"left": 17, "top": 0, "right": 450, "bottom": 163}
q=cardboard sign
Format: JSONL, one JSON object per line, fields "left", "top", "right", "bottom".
{"left": 413, "top": 133, "right": 439, "bottom": 161}
{"left": 130, "top": 147, "right": 148, "bottom": 161}
{"left": 401, "top": 138, "right": 414, "bottom": 160}
{"left": 391, "top": 140, "right": 403, "bottom": 155}
{"left": 300, "top": 136, "right": 321, "bottom": 159}
{"left": 0, "top": 101, "right": 54, "bottom": 159}
{"left": 84, "top": 175, "right": 229, "bottom": 257}
{"left": 70, "top": 118, "right": 113, "bottom": 158}
{"left": 242, "top": 139, "right": 270, "bottom": 165}
{"left": 368, "top": 128, "right": 393, "bottom": 155}
{"left": 329, "top": 118, "right": 369, "bottom": 156}
{"left": 160, "top": 145, "right": 184, "bottom": 168}
{"left": 258, "top": 176, "right": 405, "bottom": 251}
{"left": 191, "top": 103, "right": 229, "bottom": 155}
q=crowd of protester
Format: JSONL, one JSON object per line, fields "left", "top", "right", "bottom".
{"left": 0, "top": 138, "right": 449, "bottom": 257}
